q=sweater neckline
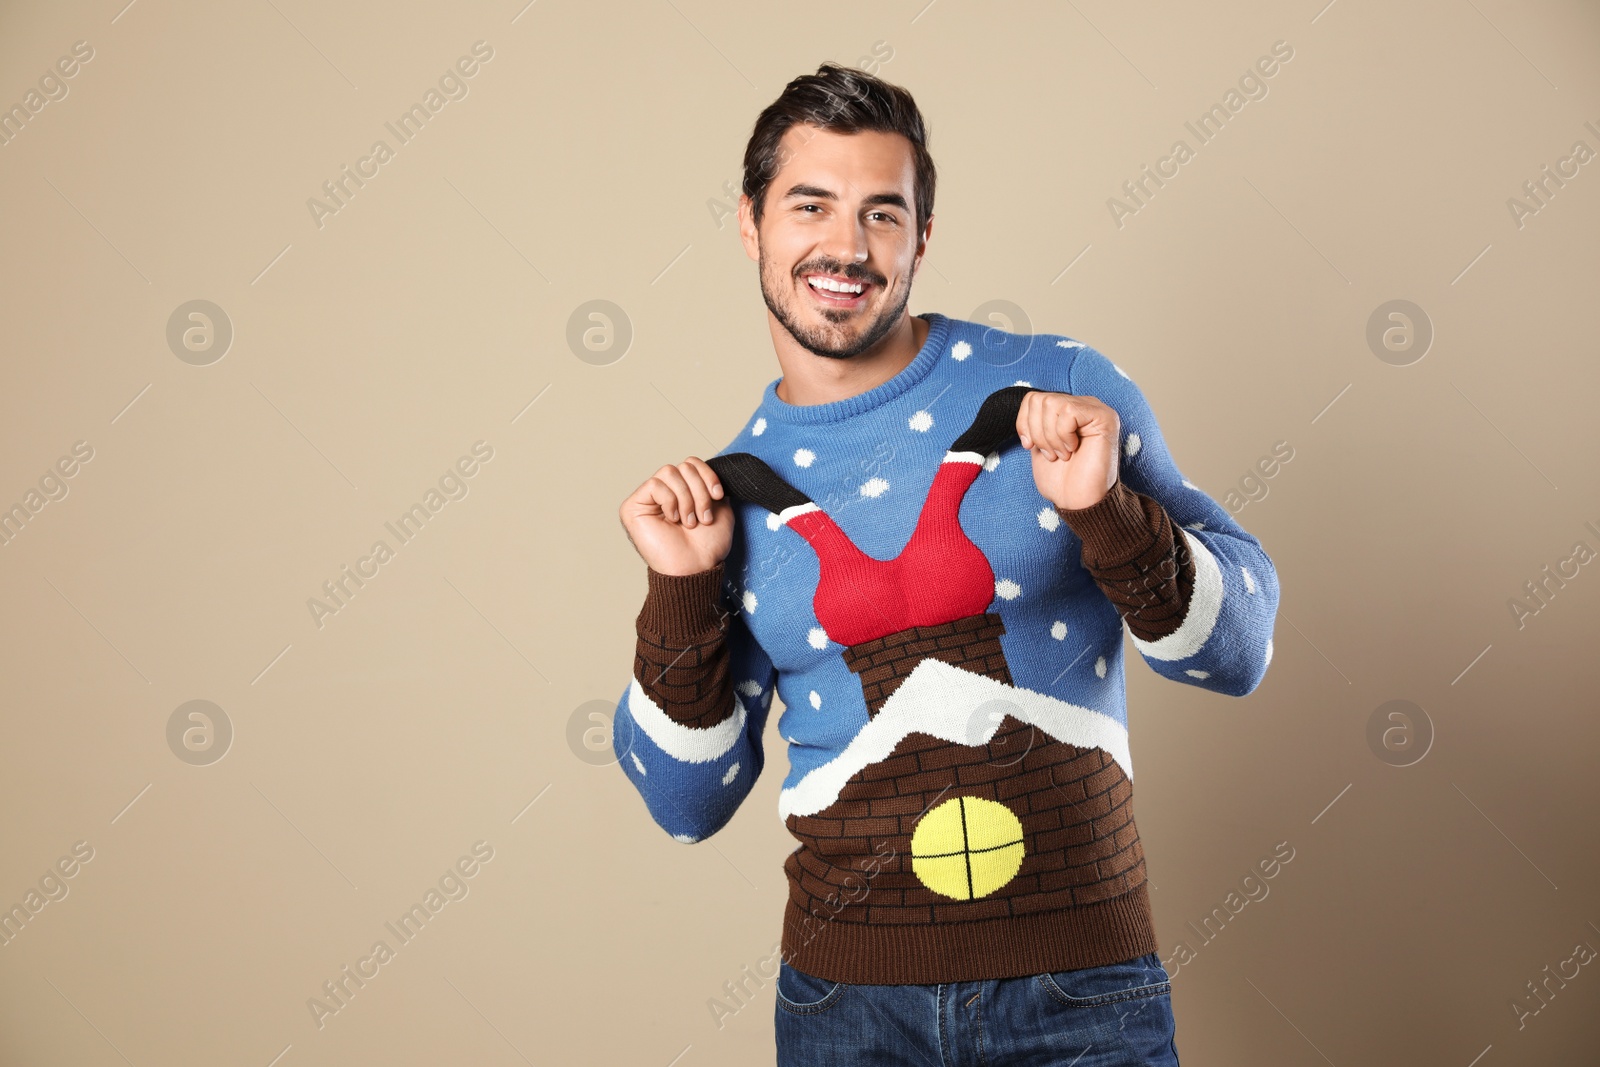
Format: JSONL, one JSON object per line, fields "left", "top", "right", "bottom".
{"left": 758, "top": 312, "right": 952, "bottom": 426}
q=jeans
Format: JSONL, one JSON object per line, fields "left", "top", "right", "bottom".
{"left": 774, "top": 951, "right": 1179, "bottom": 1066}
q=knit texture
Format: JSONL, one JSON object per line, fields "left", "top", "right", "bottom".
{"left": 614, "top": 312, "right": 1280, "bottom": 984}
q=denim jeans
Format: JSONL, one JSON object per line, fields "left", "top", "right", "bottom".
{"left": 774, "top": 951, "right": 1179, "bottom": 1066}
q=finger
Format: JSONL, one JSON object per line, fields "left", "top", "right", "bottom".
{"left": 681, "top": 456, "right": 724, "bottom": 516}
{"left": 1027, "top": 398, "right": 1055, "bottom": 461}
{"left": 1095, "top": 400, "right": 1120, "bottom": 443}
{"left": 678, "top": 454, "right": 723, "bottom": 521}
{"left": 1047, "top": 400, "right": 1081, "bottom": 457}
{"left": 655, "top": 465, "right": 698, "bottom": 527}
{"left": 1015, "top": 393, "right": 1034, "bottom": 450}
{"left": 643, "top": 477, "right": 680, "bottom": 523}
{"left": 677, "top": 461, "right": 715, "bottom": 524}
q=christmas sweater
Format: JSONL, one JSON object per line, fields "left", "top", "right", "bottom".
{"left": 612, "top": 312, "right": 1280, "bottom": 984}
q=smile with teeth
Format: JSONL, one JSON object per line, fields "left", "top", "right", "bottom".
{"left": 806, "top": 274, "right": 870, "bottom": 298}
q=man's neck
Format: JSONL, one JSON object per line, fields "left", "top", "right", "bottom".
{"left": 772, "top": 313, "right": 930, "bottom": 406}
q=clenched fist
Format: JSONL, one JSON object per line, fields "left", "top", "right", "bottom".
{"left": 1016, "top": 390, "right": 1121, "bottom": 511}
{"left": 618, "top": 457, "right": 734, "bottom": 576}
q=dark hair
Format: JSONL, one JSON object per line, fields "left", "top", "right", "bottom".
{"left": 742, "top": 62, "right": 935, "bottom": 234}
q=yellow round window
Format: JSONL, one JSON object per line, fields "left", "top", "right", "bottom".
{"left": 910, "top": 795, "right": 1026, "bottom": 900}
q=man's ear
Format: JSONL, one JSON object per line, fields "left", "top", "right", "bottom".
{"left": 738, "top": 194, "right": 760, "bottom": 262}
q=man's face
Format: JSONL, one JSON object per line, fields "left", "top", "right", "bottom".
{"left": 740, "top": 125, "right": 931, "bottom": 360}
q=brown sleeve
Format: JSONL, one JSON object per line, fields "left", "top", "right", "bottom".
{"left": 633, "top": 562, "right": 739, "bottom": 729}
{"left": 1055, "top": 480, "right": 1196, "bottom": 643}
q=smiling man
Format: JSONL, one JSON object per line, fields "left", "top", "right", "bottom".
{"left": 613, "top": 63, "right": 1279, "bottom": 1066}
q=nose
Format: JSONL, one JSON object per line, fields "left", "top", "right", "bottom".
{"left": 817, "top": 208, "right": 870, "bottom": 271}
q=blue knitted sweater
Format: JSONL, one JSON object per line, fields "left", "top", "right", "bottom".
{"left": 613, "top": 311, "right": 1280, "bottom": 984}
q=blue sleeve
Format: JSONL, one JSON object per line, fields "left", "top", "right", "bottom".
{"left": 1067, "top": 343, "right": 1281, "bottom": 696}
{"left": 611, "top": 606, "right": 778, "bottom": 843}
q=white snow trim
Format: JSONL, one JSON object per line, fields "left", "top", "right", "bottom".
{"left": 942, "top": 450, "right": 984, "bottom": 465}
{"left": 777, "top": 657, "right": 1132, "bottom": 820}
{"left": 1128, "top": 528, "right": 1224, "bottom": 662}
{"left": 776, "top": 501, "right": 820, "bottom": 526}
{"left": 626, "top": 678, "right": 746, "bottom": 764}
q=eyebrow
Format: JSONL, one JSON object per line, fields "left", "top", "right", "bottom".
{"left": 779, "top": 183, "right": 910, "bottom": 213}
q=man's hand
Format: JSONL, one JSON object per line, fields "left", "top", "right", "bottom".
{"left": 618, "top": 457, "right": 734, "bottom": 576}
{"left": 1015, "top": 390, "right": 1121, "bottom": 511}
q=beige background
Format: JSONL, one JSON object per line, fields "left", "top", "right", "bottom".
{"left": 1, "top": 0, "right": 1597, "bottom": 1063}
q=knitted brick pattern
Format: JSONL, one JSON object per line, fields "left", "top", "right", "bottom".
{"left": 841, "top": 613, "right": 1012, "bottom": 716}
{"left": 781, "top": 611, "right": 1150, "bottom": 962}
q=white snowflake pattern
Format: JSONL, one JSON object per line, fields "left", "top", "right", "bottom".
{"left": 1050, "top": 620, "right": 1068, "bottom": 640}
{"left": 631, "top": 752, "right": 647, "bottom": 775}
{"left": 951, "top": 340, "right": 972, "bottom": 361}
{"left": 793, "top": 448, "right": 815, "bottom": 467}
{"left": 1013, "top": 380, "right": 1032, "bottom": 387}
{"left": 742, "top": 590, "right": 758, "bottom": 614}
{"left": 1185, "top": 669, "right": 1210, "bottom": 680}
{"left": 909, "top": 410, "right": 933, "bottom": 432}
{"left": 1124, "top": 433, "right": 1141, "bottom": 458}
{"left": 1241, "top": 566, "right": 1256, "bottom": 594}
{"left": 722, "top": 762, "right": 740, "bottom": 785}
{"left": 809, "top": 690, "right": 822, "bottom": 709}
{"left": 752, "top": 417, "right": 767, "bottom": 436}
{"left": 1111, "top": 363, "right": 1131, "bottom": 379}
{"left": 672, "top": 833, "right": 699, "bottom": 843}
{"left": 736, "top": 679, "right": 763, "bottom": 697}
{"left": 807, "top": 627, "right": 829, "bottom": 650}
{"left": 859, "top": 477, "right": 889, "bottom": 498}
{"left": 995, "top": 578, "right": 1022, "bottom": 600}
{"left": 1264, "top": 637, "right": 1274, "bottom": 666}
{"left": 1094, "top": 656, "right": 1107, "bottom": 679}
{"left": 1037, "top": 507, "right": 1061, "bottom": 532}
{"left": 1055, "top": 339, "right": 1085, "bottom": 350}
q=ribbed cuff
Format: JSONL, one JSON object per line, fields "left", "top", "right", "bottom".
{"left": 1055, "top": 480, "right": 1163, "bottom": 568}
{"left": 637, "top": 562, "right": 727, "bottom": 641}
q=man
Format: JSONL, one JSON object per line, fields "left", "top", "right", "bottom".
{"left": 613, "top": 62, "right": 1279, "bottom": 1066}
